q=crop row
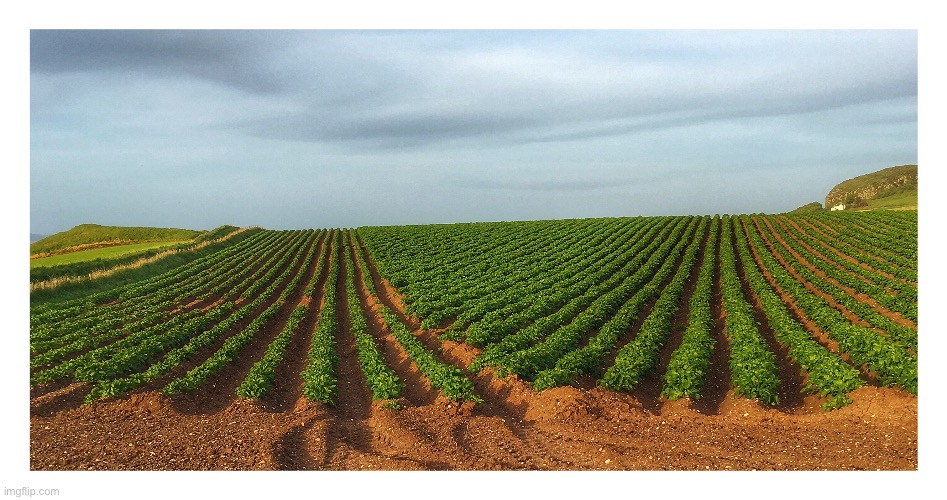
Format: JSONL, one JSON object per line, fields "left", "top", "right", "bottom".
{"left": 359, "top": 211, "right": 917, "bottom": 409}
{"left": 599, "top": 216, "right": 706, "bottom": 392}
{"left": 739, "top": 217, "right": 917, "bottom": 394}
{"left": 351, "top": 231, "right": 480, "bottom": 403}
{"left": 30, "top": 211, "right": 917, "bottom": 412}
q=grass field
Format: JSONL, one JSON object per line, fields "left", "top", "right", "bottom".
{"left": 30, "top": 224, "right": 204, "bottom": 257}
{"left": 30, "top": 241, "right": 190, "bottom": 269}
{"left": 863, "top": 189, "right": 918, "bottom": 210}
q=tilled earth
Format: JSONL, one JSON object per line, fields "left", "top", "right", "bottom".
{"left": 30, "top": 376, "right": 916, "bottom": 471}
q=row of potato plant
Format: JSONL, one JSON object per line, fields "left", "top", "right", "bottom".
{"left": 468, "top": 217, "right": 682, "bottom": 372}
{"left": 598, "top": 216, "right": 705, "bottom": 392}
{"left": 740, "top": 217, "right": 917, "bottom": 394}
{"left": 732, "top": 217, "right": 865, "bottom": 410}
{"left": 351, "top": 232, "right": 481, "bottom": 403}
{"left": 751, "top": 217, "right": 917, "bottom": 352}
{"left": 343, "top": 231, "right": 405, "bottom": 404}
{"left": 660, "top": 217, "right": 719, "bottom": 401}
{"left": 504, "top": 217, "right": 702, "bottom": 381}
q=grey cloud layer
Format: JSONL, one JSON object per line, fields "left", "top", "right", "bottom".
{"left": 31, "top": 30, "right": 917, "bottom": 150}
{"left": 31, "top": 30, "right": 295, "bottom": 93}
{"left": 30, "top": 30, "right": 917, "bottom": 233}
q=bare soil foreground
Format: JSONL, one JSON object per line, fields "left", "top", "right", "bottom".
{"left": 30, "top": 378, "right": 915, "bottom": 471}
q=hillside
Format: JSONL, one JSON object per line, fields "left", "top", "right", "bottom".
{"left": 30, "top": 224, "right": 204, "bottom": 257}
{"left": 825, "top": 164, "right": 917, "bottom": 210}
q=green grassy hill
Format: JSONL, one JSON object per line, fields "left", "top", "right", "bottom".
{"left": 862, "top": 188, "right": 917, "bottom": 211}
{"left": 30, "top": 241, "right": 191, "bottom": 269}
{"left": 825, "top": 164, "right": 917, "bottom": 211}
{"left": 30, "top": 225, "right": 250, "bottom": 305}
{"left": 790, "top": 202, "right": 825, "bottom": 213}
{"left": 30, "top": 224, "right": 205, "bottom": 257}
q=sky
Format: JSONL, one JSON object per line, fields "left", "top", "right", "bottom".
{"left": 29, "top": 29, "right": 918, "bottom": 234}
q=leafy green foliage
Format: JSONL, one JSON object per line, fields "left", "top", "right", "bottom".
{"left": 236, "top": 306, "right": 307, "bottom": 399}
{"left": 344, "top": 231, "right": 404, "bottom": 403}
{"left": 302, "top": 235, "right": 341, "bottom": 404}
{"left": 789, "top": 202, "right": 824, "bottom": 213}
{"left": 717, "top": 216, "right": 780, "bottom": 406}
{"left": 30, "top": 223, "right": 205, "bottom": 256}
{"left": 29, "top": 211, "right": 916, "bottom": 415}
{"left": 742, "top": 216, "right": 917, "bottom": 394}
{"left": 661, "top": 216, "right": 719, "bottom": 401}
{"left": 597, "top": 217, "right": 705, "bottom": 392}
{"left": 352, "top": 232, "right": 478, "bottom": 403}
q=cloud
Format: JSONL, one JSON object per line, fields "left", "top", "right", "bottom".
{"left": 29, "top": 30, "right": 918, "bottom": 232}
{"left": 241, "top": 31, "right": 918, "bottom": 149}
{"left": 32, "top": 30, "right": 917, "bottom": 152}
{"left": 30, "top": 30, "right": 294, "bottom": 94}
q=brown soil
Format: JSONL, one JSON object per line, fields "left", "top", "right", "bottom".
{"left": 30, "top": 230, "right": 918, "bottom": 471}
{"left": 257, "top": 234, "right": 332, "bottom": 412}
{"left": 731, "top": 224, "right": 809, "bottom": 410}
{"left": 30, "top": 382, "right": 916, "bottom": 470}
{"left": 691, "top": 224, "right": 732, "bottom": 415}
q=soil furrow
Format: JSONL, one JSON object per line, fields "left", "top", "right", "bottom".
{"left": 738, "top": 219, "right": 880, "bottom": 386}
{"left": 166, "top": 232, "right": 322, "bottom": 414}
{"left": 731, "top": 220, "right": 808, "bottom": 412}
{"left": 258, "top": 232, "right": 331, "bottom": 412}
{"left": 691, "top": 225, "right": 731, "bottom": 415}
{"left": 760, "top": 216, "right": 916, "bottom": 331}
{"left": 323, "top": 246, "right": 375, "bottom": 463}
{"left": 347, "top": 236, "right": 440, "bottom": 406}
{"left": 30, "top": 382, "right": 91, "bottom": 418}
{"left": 631, "top": 218, "right": 710, "bottom": 413}
{"left": 355, "top": 232, "right": 579, "bottom": 469}
{"left": 137, "top": 235, "right": 315, "bottom": 394}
